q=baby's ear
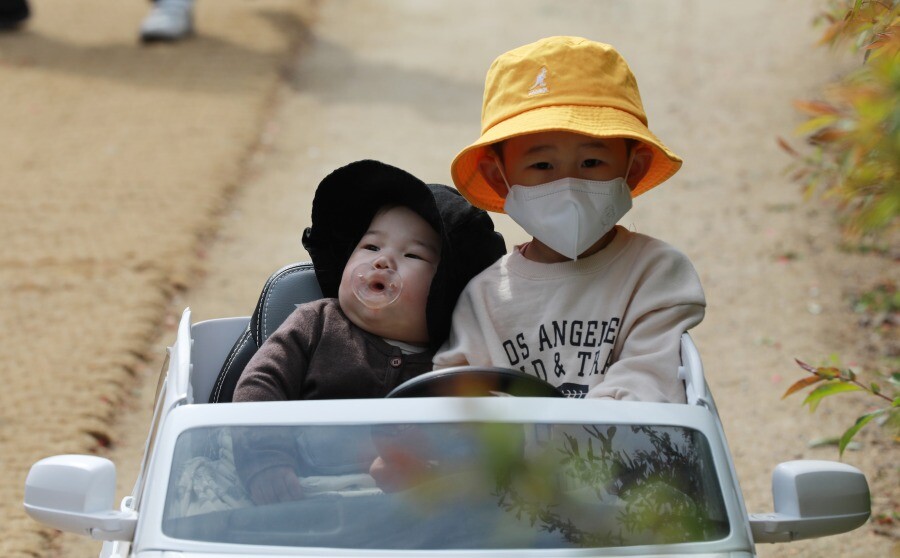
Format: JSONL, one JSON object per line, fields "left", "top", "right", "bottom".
{"left": 477, "top": 156, "right": 509, "bottom": 199}
{"left": 626, "top": 144, "right": 653, "bottom": 190}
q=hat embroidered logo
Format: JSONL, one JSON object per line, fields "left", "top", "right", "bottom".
{"left": 527, "top": 66, "right": 548, "bottom": 96}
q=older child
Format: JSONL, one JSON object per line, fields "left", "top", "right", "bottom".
{"left": 434, "top": 37, "right": 705, "bottom": 403}
{"left": 232, "top": 159, "right": 505, "bottom": 503}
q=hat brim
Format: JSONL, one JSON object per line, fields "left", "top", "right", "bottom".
{"left": 451, "top": 105, "right": 683, "bottom": 213}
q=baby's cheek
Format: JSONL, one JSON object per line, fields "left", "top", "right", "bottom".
{"left": 404, "top": 277, "right": 431, "bottom": 305}
{"left": 336, "top": 283, "right": 357, "bottom": 314}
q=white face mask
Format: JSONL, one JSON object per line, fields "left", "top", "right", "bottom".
{"left": 503, "top": 175, "right": 633, "bottom": 260}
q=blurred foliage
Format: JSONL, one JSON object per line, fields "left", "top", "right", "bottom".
{"left": 779, "top": 0, "right": 899, "bottom": 466}
{"left": 493, "top": 425, "right": 726, "bottom": 547}
{"left": 853, "top": 279, "right": 900, "bottom": 330}
{"left": 783, "top": 358, "right": 899, "bottom": 456}
{"left": 780, "top": 0, "right": 899, "bottom": 236}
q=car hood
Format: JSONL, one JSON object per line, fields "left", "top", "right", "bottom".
{"left": 135, "top": 552, "right": 756, "bottom": 558}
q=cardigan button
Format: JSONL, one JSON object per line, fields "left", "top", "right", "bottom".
{"left": 389, "top": 356, "right": 402, "bottom": 368}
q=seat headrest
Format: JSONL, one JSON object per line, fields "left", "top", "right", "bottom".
{"left": 250, "top": 262, "right": 324, "bottom": 346}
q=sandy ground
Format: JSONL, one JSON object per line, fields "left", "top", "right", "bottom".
{"left": 1, "top": 1, "right": 896, "bottom": 557}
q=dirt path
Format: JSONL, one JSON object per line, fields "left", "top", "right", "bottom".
{"left": 3, "top": 1, "right": 895, "bottom": 557}
{"left": 0, "top": 1, "right": 315, "bottom": 555}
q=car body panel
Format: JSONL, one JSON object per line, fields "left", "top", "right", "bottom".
{"left": 26, "top": 309, "right": 868, "bottom": 558}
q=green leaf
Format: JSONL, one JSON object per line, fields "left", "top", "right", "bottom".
{"left": 807, "top": 436, "right": 841, "bottom": 448}
{"left": 795, "top": 114, "right": 839, "bottom": 136}
{"left": 808, "top": 436, "right": 862, "bottom": 451}
{"left": 802, "top": 381, "right": 862, "bottom": 412}
{"left": 839, "top": 408, "right": 887, "bottom": 456}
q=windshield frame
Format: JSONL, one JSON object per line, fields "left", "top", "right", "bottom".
{"left": 135, "top": 397, "right": 752, "bottom": 556}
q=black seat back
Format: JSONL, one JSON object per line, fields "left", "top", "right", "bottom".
{"left": 209, "top": 262, "right": 323, "bottom": 403}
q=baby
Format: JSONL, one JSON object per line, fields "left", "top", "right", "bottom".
{"left": 232, "top": 159, "right": 505, "bottom": 504}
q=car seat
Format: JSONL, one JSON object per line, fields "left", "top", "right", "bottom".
{"left": 208, "top": 262, "right": 322, "bottom": 403}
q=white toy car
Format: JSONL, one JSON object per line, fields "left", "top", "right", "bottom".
{"left": 24, "top": 263, "right": 871, "bottom": 557}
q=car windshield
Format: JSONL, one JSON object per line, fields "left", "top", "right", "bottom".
{"left": 162, "top": 421, "right": 729, "bottom": 550}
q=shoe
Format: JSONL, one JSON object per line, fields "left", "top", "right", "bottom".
{"left": 0, "top": 0, "right": 30, "bottom": 31}
{"left": 139, "top": 0, "right": 194, "bottom": 42}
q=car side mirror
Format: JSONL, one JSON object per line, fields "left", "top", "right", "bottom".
{"left": 24, "top": 455, "right": 137, "bottom": 541}
{"left": 749, "top": 460, "right": 870, "bottom": 543}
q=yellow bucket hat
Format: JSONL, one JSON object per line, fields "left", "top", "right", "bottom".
{"left": 451, "top": 36, "right": 683, "bottom": 213}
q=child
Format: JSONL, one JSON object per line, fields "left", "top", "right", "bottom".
{"left": 232, "top": 159, "right": 505, "bottom": 504}
{"left": 433, "top": 37, "right": 706, "bottom": 403}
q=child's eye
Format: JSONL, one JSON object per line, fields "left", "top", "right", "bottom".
{"left": 530, "top": 162, "right": 553, "bottom": 170}
{"left": 405, "top": 253, "right": 426, "bottom": 261}
{"left": 582, "top": 159, "right": 604, "bottom": 168}
{"left": 363, "top": 244, "right": 379, "bottom": 252}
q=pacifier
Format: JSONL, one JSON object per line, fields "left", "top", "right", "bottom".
{"left": 350, "top": 263, "right": 402, "bottom": 309}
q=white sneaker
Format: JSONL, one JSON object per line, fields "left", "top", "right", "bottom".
{"left": 139, "top": 0, "right": 194, "bottom": 42}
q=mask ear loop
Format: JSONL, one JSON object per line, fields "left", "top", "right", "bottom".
{"left": 623, "top": 147, "right": 636, "bottom": 186}
{"left": 494, "top": 158, "right": 512, "bottom": 193}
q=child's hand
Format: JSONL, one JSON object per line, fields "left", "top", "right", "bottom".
{"left": 369, "top": 453, "right": 433, "bottom": 493}
{"left": 248, "top": 465, "right": 303, "bottom": 505}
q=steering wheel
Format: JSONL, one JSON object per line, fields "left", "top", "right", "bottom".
{"left": 387, "top": 366, "right": 563, "bottom": 398}
{"left": 374, "top": 367, "right": 559, "bottom": 492}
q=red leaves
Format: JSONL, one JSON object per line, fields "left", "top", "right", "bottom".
{"left": 792, "top": 99, "right": 840, "bottom": 116}
{"left": 781, "top": 374, "right": 825, "bottom": 399}
{"left": 776, "top": 136, "right": 801, "bottom": 157}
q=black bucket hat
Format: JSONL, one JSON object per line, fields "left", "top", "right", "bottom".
{"left": 301, "top": 160, "right": 506, "bottom": 349}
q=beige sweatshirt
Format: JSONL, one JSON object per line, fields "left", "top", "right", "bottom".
{"left": 433, "top": 226, "right": 705, "bottom": 402}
